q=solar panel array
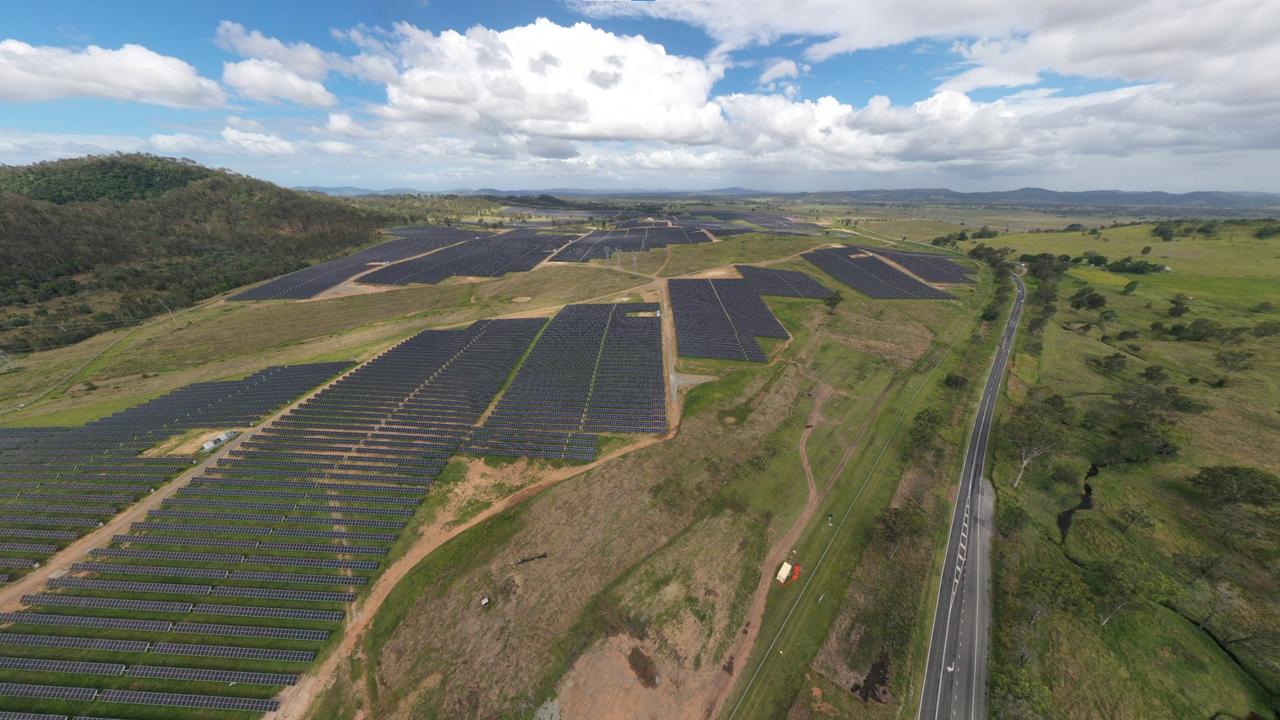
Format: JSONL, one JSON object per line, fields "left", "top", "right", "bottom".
{"left": 0, "top": 319, "right": 558, "bottom": 717}
{"left": 803, "top": 247, "right": 954, "bottom": 299}
{"left": 463, "top": 303, "right": 666, "bottom": 460}
{"left": 229, "top": 228, "right": 483, "bottom": 301}
{"left": 0, "top": 300, "right": 675, "bottom": 715}
{"left": 359, "top": 228, "right": 575, "bottom": 285}
{"left": 735, "top": 265, "right": 835, "bottom": 298}
{"left": 859, "top": 247, "right": 974, "bottom": 284}
{"left": 669, "top": 278, "right": 788, "bottom": 362}
{"left": 691, "top": 209, "right": 825, "bottom": 235}
{"left": 0, "top": 362, "right": 349, "bottom": 576}
{"left": 549, "top": 225, "right": 711, "bottom": 263}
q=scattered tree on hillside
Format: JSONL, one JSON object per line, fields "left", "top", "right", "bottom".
{"left": 1252, "top": 320, "right": 1280, "bottom": 342}
{"left": 906, "top": 406, "right": 945, "bottom": 459}
{"left": 1122, "top": 280, "right": 1139, "bottom": 295}
{"left": 1214, "top": 349, "right": 1255, "bottom": 373}
{"left": 1174, "top": 552, "right": 1222, "bottom": 584}
{"left": 995, "top": 497, "right": 1030, "bottom": 537}
{"left": 1047, "top": 463, "right": 1078, "bottom": 486}
{"left": 1005, "top": 406, "right": 1060, "bottom": 489}
{"left": 1117, "top": 505, "right": 1155, "bottom": 533}
{"left": 1140, "top": 364, "right": 1169, "bottom": 384}
{"left": 1018, "top": 564, "right": 1091, "bottom": 626}
{"left": 877, "top": 500, "right": 926, "bottom": 559}
{"left": 823, "top": 290, "right": 844, "bottom": 313}
{"left": 1189, "top": 466, "right": 1280, "bottom": 507}
{"left": 1086, "top": 558, "right": 1174, "bottom": 627}
{"left": 1107, "top": 257, "right": 1164, "bottom": 274}
{"left": 1087, "top": 353, "right": 1128, "bottom": 374}
{"left": 1069, "top": 286, "right": 1107, "bottom": 312}
{"left": 1168, "top": 293, "right": 1192, "bottom": 317}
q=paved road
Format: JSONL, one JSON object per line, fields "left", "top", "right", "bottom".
{"left": 918, "top": 273, "right": 1025, "bottom": 720}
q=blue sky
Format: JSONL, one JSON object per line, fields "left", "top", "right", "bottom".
{"left": 2, "top": 0, "right": 1277, "bottom": 191}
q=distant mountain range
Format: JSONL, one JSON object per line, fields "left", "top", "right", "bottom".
{"left": 296, "top": 185, "right": 1280, "bottom": 211}
{"left": 815, "top": 187, "right": 1280, "bottom": 210}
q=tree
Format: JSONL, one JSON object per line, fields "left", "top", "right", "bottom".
{"left": 1086, "top": 558, "right": 1173, "bottom": 627}
{"left": 877, "top": 500, "right": 927, "bottom": 559}
{"left": 1069, "top": 286, "right": 1106, "bottom": 312}
{"left": 996, "top": 496, "right": 1029, "bottom": 537}
{"left": 1214, "top": 349, "right": 1254, "bottom": 373}
{"left": 1168, "top": 293, "right": 1192, "bottom": 317}
{"left": 1018, "top": 563, "right": 1091, "bottom": 626}
{"left": 1173, "top": 552, "right": 1221, "bottom": 584}
{"left": 1116, "top": 505, "right": 1155, "bottom": 533}
{"left": 1252, "top": 320, "right": 1280, "bottom": 342}
{"left": 1189, "top": 466, "right": 1280, "bottom": 507}
{"left": 1140, "top": 364, "right": 1169, "bottom": 384}
{"left": 1047, "top": 463, "right": 1078, "bottom": 486}
{"left": 1088, "top": 353, "right": 1128, "bottom": 374}
{"left": 823, "top": 290, "right": 844, "bottom": 313}
{"left": 1004, "top": 406, "right": 1060, "bottom": 489}
{"left": 1122, "top": 280, "right": 1139, "bottom": 295}
{"left": 906, "top": 406, "right": 946, "bottom": 463}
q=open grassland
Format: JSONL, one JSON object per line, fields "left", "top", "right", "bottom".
{"left": 658, "top": 235, "right": 833, "bottom": 277}
{"left": 982, "top": 220, "right": 1280, "bottom": 719}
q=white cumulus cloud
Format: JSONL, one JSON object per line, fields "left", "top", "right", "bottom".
{"left": 223, "top": 58, "right": 336, "bottom": 106}
{"left": 220, "top": 126, "right": 296, "bottom": 155}
{"left": 376, "top": 19, "right": 726, "bottom": 142}
{"left": 0, "top": 39, "right": 224, "bottom": 107}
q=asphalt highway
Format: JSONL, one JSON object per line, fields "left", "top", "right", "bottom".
{"left": 918, "top": 272, "right": 1025, "bottom": 720}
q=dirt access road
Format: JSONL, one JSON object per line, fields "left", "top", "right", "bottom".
{"left": 268, "top": 429, "right": 675, "bottom": 720}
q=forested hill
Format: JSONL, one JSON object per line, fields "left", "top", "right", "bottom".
{"left": 0, "top": 155, "right": 216, "bottom": 203}
{"left": 0, "top": 154, "right": 389, "bottom": 353}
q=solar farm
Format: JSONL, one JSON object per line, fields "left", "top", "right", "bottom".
{"left": 856, "top": 246, "right": 975, "bottom": 284}
{"left": 0, "top": 363, "right": 350, "bottom": 578}
{"left": 0, "top": 295, "right": 678, "bottom": 716}
{"left": 803, "top": 245, "right": 957, "bottom": 299}
{"left": 0, "top": 209, "right": 982, "bottom": 717}
{"left": 549, "top": 225, "right": 710, "bottom": 262}
{"left": 734, "top": 265, "right": 835, "bottom": 299}
{"left": 229, "top": 226, "right": 485, "bottom": 301}
{"left": 357, "top": 228, "right": 577, "bottom": 285}
{"left": 462, "top": 303, "right": 666, "bottom": 461}
{"left": 668, "top": 278, "right": 789, "bottom": 362}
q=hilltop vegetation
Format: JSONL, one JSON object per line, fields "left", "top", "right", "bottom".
{"left": 0, "top": 154, "right": 215, "bottom": 203}
{"left": 0, "top": 155, "right": 496, "bottom": 354}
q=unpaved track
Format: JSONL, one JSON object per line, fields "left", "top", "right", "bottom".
{"left": 704, "top": 376, "right": 888, "bottom": 720}
{"left": 268, "top": 431, "right": 673, "bottom": 720}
